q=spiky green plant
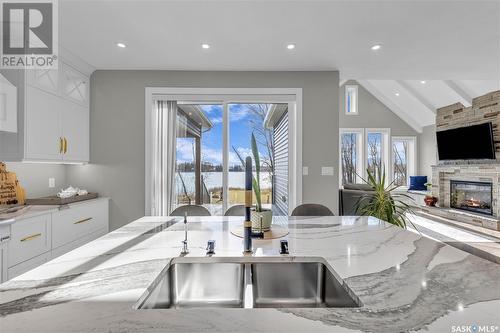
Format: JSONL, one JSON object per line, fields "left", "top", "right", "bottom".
{"left": 356, "top": 166, "right": 416, "bottom": 229}
{"left": 232, "top": 133, "right": 263, "bottom": 212}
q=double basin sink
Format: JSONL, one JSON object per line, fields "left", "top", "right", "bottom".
{"left": 136, "top": 257, "right": 361, "bottom": 309}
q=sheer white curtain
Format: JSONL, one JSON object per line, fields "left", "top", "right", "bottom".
{"left": 152, "top": 100, "right": 177, "bottom": 215}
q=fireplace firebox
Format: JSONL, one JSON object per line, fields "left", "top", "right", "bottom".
{"left": 450, "top": 180, "right": 493, "bottom": 216}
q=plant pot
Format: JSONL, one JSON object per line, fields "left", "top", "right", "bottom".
{"left": 424, "top": 196, "right": 438, "bottom": 207}
{"left": 250, "top": 208, "right": 273, "bottom": 231}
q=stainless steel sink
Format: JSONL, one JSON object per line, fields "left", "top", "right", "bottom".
{"left": 136, "top": 257, "right": 361, "bottom": 309}
{"left": 137, "top": 261, "right": 245, "bottom": 309}
{"left": 251, "top": 262, "right": 359, "bottom": 308}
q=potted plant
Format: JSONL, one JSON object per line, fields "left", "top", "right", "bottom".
{"left": 424, "top": 182, "right": 438, "bottom": 207}
{"left": 355, "top": 166, "right": 416, "bottom": 229}
{"left": 234, "top": 133, "right": 273, "bottom": 231}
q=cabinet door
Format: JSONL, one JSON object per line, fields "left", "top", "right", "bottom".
{"left": 0, "top": 73, "right": 18, "bottom": 133}
{"left": 61, "top": 63, "right": 88, "bottom": 106}
{"left": 25, "top": 86, "right": 62, "bottom": 161}
{"left": 8, "top": 214, "right": 51, "bottom": 268}
{"left": 52, "top": 199, "right": 108, "bottom": 249}
{"left": 26, "top": 68, "right": 60, "bottom": 95}
{"left": 61, "top": 99, "right": 89, "bottom": 162}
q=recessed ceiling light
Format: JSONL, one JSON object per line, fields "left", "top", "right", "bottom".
{"left": 420, "top": 80, "right": 426, "bottom": 84}
{"left": 116, "top": 42, "right": 126, "bottom": 48}
{"left": 395, "top": 92, "right": 400, "bottom": 96}
{"left": 287, "top": 44, "right": 296, "bottom": 50}
{"left": 371, "top": 44, "right": 381, "bottom": 51}
{"left": 201, "top": 43, "right": 210, "bottom": 49}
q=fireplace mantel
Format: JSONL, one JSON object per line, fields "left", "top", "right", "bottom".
{"left": 430, "top": 163, "right": 499, "bottom": 230}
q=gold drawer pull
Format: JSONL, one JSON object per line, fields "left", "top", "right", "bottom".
{"left": 20, "top": 233, "right": 42, "bottom": 242}
{"left": 74, "top": 217, "right": 92, "bottom": 225}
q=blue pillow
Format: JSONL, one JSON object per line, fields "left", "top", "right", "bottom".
{"left": 409, "top": 176, "right": 428, "bottom": 191}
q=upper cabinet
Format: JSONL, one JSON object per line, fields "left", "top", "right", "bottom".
{"left": 0, "top": 57, "right": 92, "bottom": 163}
{"left": 0, "top": 73, "right": 18, "bottom": 133}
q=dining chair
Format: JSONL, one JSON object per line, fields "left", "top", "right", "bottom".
{"left": 170, "top": 205, "right": 211, "bottom": 216}
{"left": 291, "top": 203, "right": 334, "bottom": 216}
{"left": 224, "top": 204, "right": 245, "bottom": 216}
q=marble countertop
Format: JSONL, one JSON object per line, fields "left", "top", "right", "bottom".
{"left": 0, "top": 216, "right": 499, "bottom": 333}
{"left": 0, "top": 198, "right": 110, "bottom": 223}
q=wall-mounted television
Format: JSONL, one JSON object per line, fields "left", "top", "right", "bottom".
{"left": 436, "top": 122, "right": 496, "bottom": 161}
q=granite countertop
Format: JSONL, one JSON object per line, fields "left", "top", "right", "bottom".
{"left": 0, "top": 216, "right": 499, "bottom": 333}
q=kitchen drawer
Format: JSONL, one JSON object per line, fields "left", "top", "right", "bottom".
{"left": 8, "top": 214, "right": 51, "bottom": 267}
{"left": 52, "top": 200, "right": 108, "bottom": 249}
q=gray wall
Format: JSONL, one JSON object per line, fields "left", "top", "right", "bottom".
{"left": 419, "top": 124, "right": 437, "bottom": 180}
{"left": 339, "top": 80, "right": 420, "bottom": 136}
{"left": 67, "top": 71, "right": 340, "bottom": 230}
{"left": 4, "top": 162, "right": 66, "bottom": 198}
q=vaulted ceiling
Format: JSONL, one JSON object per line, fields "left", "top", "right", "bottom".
{"left": 351, "top": 80, "right": 500, "bottom": 132}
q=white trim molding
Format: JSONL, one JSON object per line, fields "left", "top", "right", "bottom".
{"left": 145, "top": 87, "right": 303, "bottom": 216}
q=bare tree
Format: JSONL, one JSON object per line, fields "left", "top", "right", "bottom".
{"left": 393, "top": 141, "right": 408, "bottom": 186}
{"left": 341, "top": 134, "right": 357, "bottom": 184}
{"left": 246, "top": 104, "right": 274, "bottom": 180}
{"left": 367, "top": 136, "right": 382, "bottom": 180}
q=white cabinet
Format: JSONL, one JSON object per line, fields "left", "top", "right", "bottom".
{"left": 25, "top": 86, "right": 62, "bottom": 160}
{"left": 0, "top": 73, "right": 17, "bottom": 133}
{"left": 5, "top": 198, "right": 109, "bottom": 280}
{"left": 61, "top": 99, "right": 89, "bottom": 162}
{"left": 61, "top": 63, "right": 88, "bottom": 106}
{"left": 0, "top": 223, "right": 10, "bottom": 283}
{"left": 0, "top": 57, "right": 92, "bottom": 163}
{"left": 52, "top": 199, "right": 107, "bottom": 250}
{"left": 8, "top": 214, "right": 51, "bottom": 268}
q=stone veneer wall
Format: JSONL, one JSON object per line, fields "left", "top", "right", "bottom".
{"left": 431, "top": 90, "right": 500, "bottom": 230}
{"left": 431, "top": 164, "right": 499, "bottom": 230}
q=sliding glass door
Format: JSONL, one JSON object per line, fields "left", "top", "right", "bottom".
{"left": 173, "top": 104, "right": 224, "bottom": 215}
{"left": 166, "top": 101, "right": 289, "bottom": 216}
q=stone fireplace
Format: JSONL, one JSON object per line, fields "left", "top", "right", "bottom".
{"left": 450, "top": 180, "right": 493, "bottom": 216}
{"left": 430, "top": 163, "right": 500, "bottom": 231}
{"left": 425, "top": 90, "right": 500, "bottom": 231}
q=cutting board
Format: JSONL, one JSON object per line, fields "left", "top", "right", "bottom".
{"left": 0, "top": 162, "right": 26, "bottom": 205}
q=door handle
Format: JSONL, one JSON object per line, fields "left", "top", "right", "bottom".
{"left": 73, "top": 217, "right": 92, "bottom": 225}
{"left": 59, "top": 137, "right": 63, "bottom": 153}
{"left": 20, "top": 233, "right": 41, "bottom": 242}
{"left": 63, "top": 137, "right": 68, "bottom": 154}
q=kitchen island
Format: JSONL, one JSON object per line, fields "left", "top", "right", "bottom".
{"left": 0, "top": 216, "right": 499, "bottom": 332}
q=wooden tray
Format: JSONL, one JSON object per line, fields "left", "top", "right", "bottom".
{"left": 26, "top": 193, "right": 98, "bottom": 205}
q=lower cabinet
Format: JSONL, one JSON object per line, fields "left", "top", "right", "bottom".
{"left": 5, "top": 198, "right": 109, "bottom": 280}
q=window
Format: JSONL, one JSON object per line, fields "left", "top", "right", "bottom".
{"left": 339, "top": 129, "right": 363, "bottom": 185}
{"left": 392, "top": 137, "right": 416, "bottom": 187}
{"left": 345, "top": 85, "right": 358, "bottom": 115}
{"left": 366, "top": 129, "right": 390, "bottom": 182}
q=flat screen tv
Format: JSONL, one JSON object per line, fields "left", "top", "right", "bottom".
{"left": 436, "top": 122, "right": 496, "bottom": 160}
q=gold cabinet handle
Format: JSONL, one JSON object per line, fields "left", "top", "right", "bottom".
{"left": 74, "top": 217, "right": 92, "bottom": 225}
{"left": 63, "top": 137, "right": 68, "bottom": 154}
{"left": 59, "top": 137, "right": 63, "bottom": 153}
{"left": 20, "top": 233, "right": 42, "bottom": 242}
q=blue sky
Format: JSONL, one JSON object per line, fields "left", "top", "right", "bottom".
{"left": 176, "top": 104, "right": 269, "bottom": 167}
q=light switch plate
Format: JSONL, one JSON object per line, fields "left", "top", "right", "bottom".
{"left": 321, "top": 166, "right": 334, "bottom": 176}
{"left": 49, "top": 178, "right": 55, "bottom": 188}
{"left": 302, "top": 166, "right": 308, "bottom": 176}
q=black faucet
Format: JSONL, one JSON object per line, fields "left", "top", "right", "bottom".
{"left": 244, "top": 156, "right": 264, "bottom": 253}
{"left": 279, "top": 240, "right": 289, "bottom": 255}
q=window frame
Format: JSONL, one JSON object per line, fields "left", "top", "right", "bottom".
{"left": 365, "top": 128, "right": 391, "bottom": 183}
{"left": 391, "top": 136, "right": 417, "bottom": 188}
{"left": 339, "top": 128, "right": 364, "bottom": 186}
{"left": 145, "top": 88, "right": 303, "bottom": 216}
{"left": 345, "top": 85, "right": 359, "bottom": 115}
